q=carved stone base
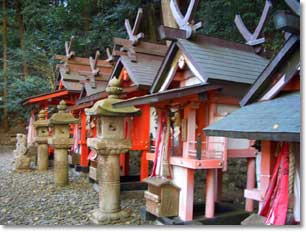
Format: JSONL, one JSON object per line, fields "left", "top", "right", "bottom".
{"left": 15, "top": 155, "right": 31, "bottom": 170}
{"left": 88, "top": 208, "right": 131, "bottom": 225}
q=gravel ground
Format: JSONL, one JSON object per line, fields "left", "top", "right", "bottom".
{"left": 0, "top": 146, "right": 147, "bottom": 226}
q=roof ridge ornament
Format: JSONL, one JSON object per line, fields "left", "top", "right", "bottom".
{"left": 65, "top": 36, "right": 75, "bottom": 60}
{"left": 285, "top": 0, "right": 300, "bottom": 16}
{"left": 234, "top": 0, "right": 272, "bottom": 53}
{"left": 89, "top": 50, "right": 100, "bottom": 77}
{"left": 106, "top": 47, "right": 114, "bottom": 63}
{"left": 125, "top": 8, "right": 144, "bottom": 45}
{"left": 170, "top": 0, "right": 202, "bottom": 39}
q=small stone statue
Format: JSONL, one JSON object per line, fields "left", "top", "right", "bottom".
{"left": 13, "top": 134, "right": 31, "bottom": 170}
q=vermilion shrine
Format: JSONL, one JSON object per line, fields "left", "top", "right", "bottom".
{"left": 18, "top": 0, "right": 300, "bottom": 226}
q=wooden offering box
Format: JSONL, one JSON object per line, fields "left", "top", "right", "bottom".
{"left": 144, "top": 177, "right": 180, "bottom": 217}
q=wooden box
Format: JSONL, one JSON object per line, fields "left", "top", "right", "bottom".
{"left": 144, "top": 177, "right": 180, "bottom": 217}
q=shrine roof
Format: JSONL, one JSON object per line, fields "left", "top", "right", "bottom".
{"left": 21, "top": 89, "right": 79, "bottom": 106}
{"left": 113, "top": 83, "right": 220, "bottom": 108}
{"left": 151, "top": 34, "right": 269, "bottom": 93}
{"left": 240, "top": 34, "right": 300, "bottom": 106}
{"left": 203, "top": 92, "right": 300, "bottom": 142}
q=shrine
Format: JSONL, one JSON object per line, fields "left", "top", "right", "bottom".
{"left": 75, "top": 8, "right": 167, "bottom": 184}
{"left": 112, "top": 0, "right": 270, "bottom": 222}
{"left": 204, "top": 3, "right": 300, "bottom": 225}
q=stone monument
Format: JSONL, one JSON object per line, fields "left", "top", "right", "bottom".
{"left": 13, "top": 133, "right": 31, "bottom": 170}
{"left": 33, "top": 110, "right": 49, "bottom": 171}
{"left": 85, "top": 77, "right": 140, "bottom": 224}
{"left": 48, "top": 100, "right": 79, "bottom": 186}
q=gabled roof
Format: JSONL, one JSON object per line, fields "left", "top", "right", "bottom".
{"left": 240, "top": 34, "right": 300, "bottom": 106}
{"left": 119, "top": 53, "right": 164, "bottom": 87}
{"left": 203, "top": 92, "right": 300, "bottom": 142}
{"left": 58, "top": 66, "right": 84, "bottom": 91}
{"left": 151, "top": 34, "right": 268, "bottom": 93}
{"left": 110, "top": 48, "right": 166, "bottom": 89}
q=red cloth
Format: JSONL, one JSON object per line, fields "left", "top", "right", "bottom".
{"left": 260, "top": 143, "right": 289, "bottom": 225}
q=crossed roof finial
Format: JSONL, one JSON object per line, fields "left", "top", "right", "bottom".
{"left": 170, "top": 0, "right": 202, "bottom": 39}
{"left": 65, "top": 36, "right": 75, "bottom": 59}
{"left": 285, "top": 0, "right": 300, "bottom": 16}
{"left": 125, "top": 8, "right": 144, "bottom": 45}
{"left": 235, "top": 0, "right": 272, "bottom": 53}
{"left": 89, "top": 49, "right": 100, "bottom": 77}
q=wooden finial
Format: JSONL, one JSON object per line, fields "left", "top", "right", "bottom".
{"left": 106, "top": 47, "right": 114, "bottom": 63}
{"left": 65, "top": 36, "right": 75, "bottom": 59}
{"left": 169, "top": 0, "right": 202, "bottom": 39}
{"left": 285, "top": 0, "right": 300, "bottom": 16}
{"left": 89, "top": 50, "right": 100, "bottom": 76}
{"left": 125, "top": 8, "right": 144, "bottom": 45}
{"left": 235, "top": 0, "right": 272, "bottom": 53}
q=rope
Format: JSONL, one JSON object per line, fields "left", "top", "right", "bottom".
{"left": 287, "top": 143, "right": 296, "bottom": 214}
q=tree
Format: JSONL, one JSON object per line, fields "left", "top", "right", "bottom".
{"left": 2, "top": 0, "right": 9, "bottom": 131}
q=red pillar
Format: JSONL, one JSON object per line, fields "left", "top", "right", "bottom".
{"left": 79, "top": 111, "right": 88, "bottom": 169}
{"left": 140, "top": 150, "right": 148, "bottom": 181}
{"left": 205, "top": 169, "right": 216, "bottom": 218}
{"left": 245, "top": 157, "right": 256, "bottom": 212}
{"left": 120, "top": 153, "right": 129, "bottom": 176}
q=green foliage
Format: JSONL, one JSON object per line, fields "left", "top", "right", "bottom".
{"left": 0, "top": 0, "right": 296, "bottom": 124}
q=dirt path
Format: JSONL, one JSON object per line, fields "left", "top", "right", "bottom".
{"left": 0, "top": 146, "right": 145, "bottom": 225}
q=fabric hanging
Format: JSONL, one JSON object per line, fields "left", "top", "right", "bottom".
{"left": 260, "top": 142, "right": 289, "bottom": 225}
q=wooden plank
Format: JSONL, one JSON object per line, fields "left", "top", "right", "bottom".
{"left": 113, "top": 37, "right": 167, "bottom": 57}
{"left": 54, "top": 55, "right": 113, "bottom": 68}
{"left": 240, "top": 35, "right": 299, "bottom": 106}
{"left": 28, "top": 90, "right": 69, "bottom": 104}
{"left": 158, "top": 25, "right": 186, "bottom": 40}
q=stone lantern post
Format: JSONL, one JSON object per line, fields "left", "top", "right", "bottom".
{"left": 48, "top": 100, "right": 79, "bottom": 186}
{"left": 85, "top": 78, "right": 140, "bottom": 224}
{"left": 33, "top": 110, "right": 49, "bottom": 171}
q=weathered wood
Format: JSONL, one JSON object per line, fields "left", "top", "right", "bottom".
{"left": 235, "top": 0, "right": 272, "bottom": 50}
{"left": 65, "top": 36, "right": 75, "bottom": 59}
{"left": 169, "top": 0, "right": 202, "bottom": 38}
{"left": 125, "top": 8, "right": 144, "bottom": 45}
{"left": 285, "top": 0, "right": 300, "bottom": 16}
{"left": 113, "top": 37, "right": 167, "bottom": 57}
{"left": 158, "top": 25, "right": 187, "bottom": 40}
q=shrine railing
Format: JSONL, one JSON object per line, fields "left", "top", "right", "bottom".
{"left": 187, "top": 140, "right": 225, "bottom": 160}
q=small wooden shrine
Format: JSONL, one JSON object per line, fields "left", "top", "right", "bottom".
{"left": 75, "top": 8, "right": 168, "bottom": 182}
{"left": 113, "top": 0, "right": 269, "bottom": 221}
{"left": 204, "top": 2, "right": 300, "bottom": 225}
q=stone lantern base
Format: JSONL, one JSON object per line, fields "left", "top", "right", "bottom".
{"left": 88, "top": 208, "right": 131, "bottom": 225}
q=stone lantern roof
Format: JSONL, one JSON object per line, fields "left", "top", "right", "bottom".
{"left": 33, "top": 110, "right": 49, "bottom": 128}
{"left": 85, "top": 77, "right": 141, "bottom": 117}
{"left": 48, "top": 100, "right": 79, "bottom": 125}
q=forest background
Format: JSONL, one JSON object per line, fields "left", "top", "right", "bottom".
{"left": 0, "top": 0, "right": 290, "bottom": 130}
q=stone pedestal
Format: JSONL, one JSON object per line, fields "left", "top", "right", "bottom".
{"left": 14, "top": 134, "right": 31, "bottom": 171}
{"left": 37, "top": 144, "right": 49, "bottom": 171}
{"left": 85, "top": 77, "right": 140, "bottom": 224}
{"left": 48, "top": 100, "right": 78, "bottom": 187}
{"left": 33, "top": 110, "right": 49, "bottom": 171}
{"left": 87, "top": 139, "right": 132, "bottom": 224}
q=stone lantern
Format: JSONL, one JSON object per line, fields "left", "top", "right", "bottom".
{"left": 48, "top": 100, "right": 79, "bottom": 186}
{"left": 85, "top": 77, "right": 140, "bottom": 224}
{"left": 33, "top": 109, "right": 49, "bottom": 171}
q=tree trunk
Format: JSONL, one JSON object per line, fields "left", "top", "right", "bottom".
{"left": 144, "top": 3, "right": 158, "bottom": 43}
{"left": 161, "top": 0, "right": 178, "bottom": 29}
{"left": 16, "top": 0, "right": 28, "bottom": 79}
{"left": 2, "top": 0, "right": 9, "bottom": 131}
